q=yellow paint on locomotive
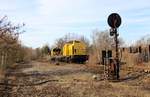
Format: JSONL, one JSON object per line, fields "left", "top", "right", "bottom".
{"left": 63, "top": 40, "right": 87, "bottom": 56}
{"left": 63, "top": 44, "right": 69, "bottom": 56}
{"left": 51, "top": 40, "right": 88, "bottom": 63}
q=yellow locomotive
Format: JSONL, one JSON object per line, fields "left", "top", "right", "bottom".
{"left": 50, "top": 40, "right": 88, "bottom": 63}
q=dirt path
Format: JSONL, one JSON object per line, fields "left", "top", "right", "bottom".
{"left": 0, "top": 61, "right": 149, "bottom": 97}
{"left": 0, "top": 61, "right": 94, "bottom": 97}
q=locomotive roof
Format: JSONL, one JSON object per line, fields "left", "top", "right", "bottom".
{"left": 67, "top": 40, "right": 81, "bottom": 43}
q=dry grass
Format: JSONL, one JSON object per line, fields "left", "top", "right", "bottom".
{"left": 0, "top": 69, "right": 5, "bottom": 79}
{"left": 1, "top": 61, "right": 150, "bottom": 97}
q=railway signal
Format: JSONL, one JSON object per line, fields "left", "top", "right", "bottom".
{"left": 107, "top": 13, "right": 122, "bottom": 80}
{"left": 108, "top": 13, "right": 121, "bottom": 28}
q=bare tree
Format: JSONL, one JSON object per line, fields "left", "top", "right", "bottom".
{"left": 54, "top": 33, "right": 90, "bottom": 49}
{"left": 55, "top": 38, "right": 66, "bottom": 48}
{"left": 0, "top": 16, "right": 25, "bottom": 69}
{"left": 89, "top": 30, "right": 124, "bottom": 64}
{"left": 41, "top": 44, "right": 50, "bottom": 55}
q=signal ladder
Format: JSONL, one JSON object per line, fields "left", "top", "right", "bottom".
{"left": 103, "top": 58, "right": 109, "bottom": 80}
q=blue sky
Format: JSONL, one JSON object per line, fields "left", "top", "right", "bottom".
{"left": 0, "top": 0, "right": 150, "bottom": 48}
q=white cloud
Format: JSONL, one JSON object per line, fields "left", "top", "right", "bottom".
{"left": 1, "top": 0, "right": 150, "bottom": 47}
{"left": 0, "top": 0, "right": 18, "bottom": 10}
{"left": 26, "top": 0, "right": 150, "bottom": 47}
{"left": 37, "top": 0, "right": 70, "bottom": 15}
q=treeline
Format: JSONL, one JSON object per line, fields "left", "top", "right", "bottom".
{"left": 44, "top": 30, "right": 150, "bottom": 66}
{"left": 123, "top": 35, "right": 150, "bottom": 65}
{"left": 0, "top": 16, "right": 32, "bottom": 70}
{"left": 0, "top": 16, "right": 50, "bottom": 70}
{"left": 1, "top": 14, "right": 148, "bottom": 69}
{"left": 37, "top": 33, "right": 90, "bottom": 56}
{"left": 39, "top": 31, "right": 124, "bottom": 64}
{"left": 0, "top": 16, "right": 21, "bottom": 69}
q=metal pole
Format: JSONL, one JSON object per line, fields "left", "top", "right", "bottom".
{"left": 114, "top": 28, "right": 120, "bottom": 79}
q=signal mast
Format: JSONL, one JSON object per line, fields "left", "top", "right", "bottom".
{"left": 107, "top": 13, "right": 122, "bottom": 80}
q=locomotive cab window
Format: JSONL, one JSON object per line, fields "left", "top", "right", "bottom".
{"left": 74, "top": 49, "right": 76, "bottom": 53}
